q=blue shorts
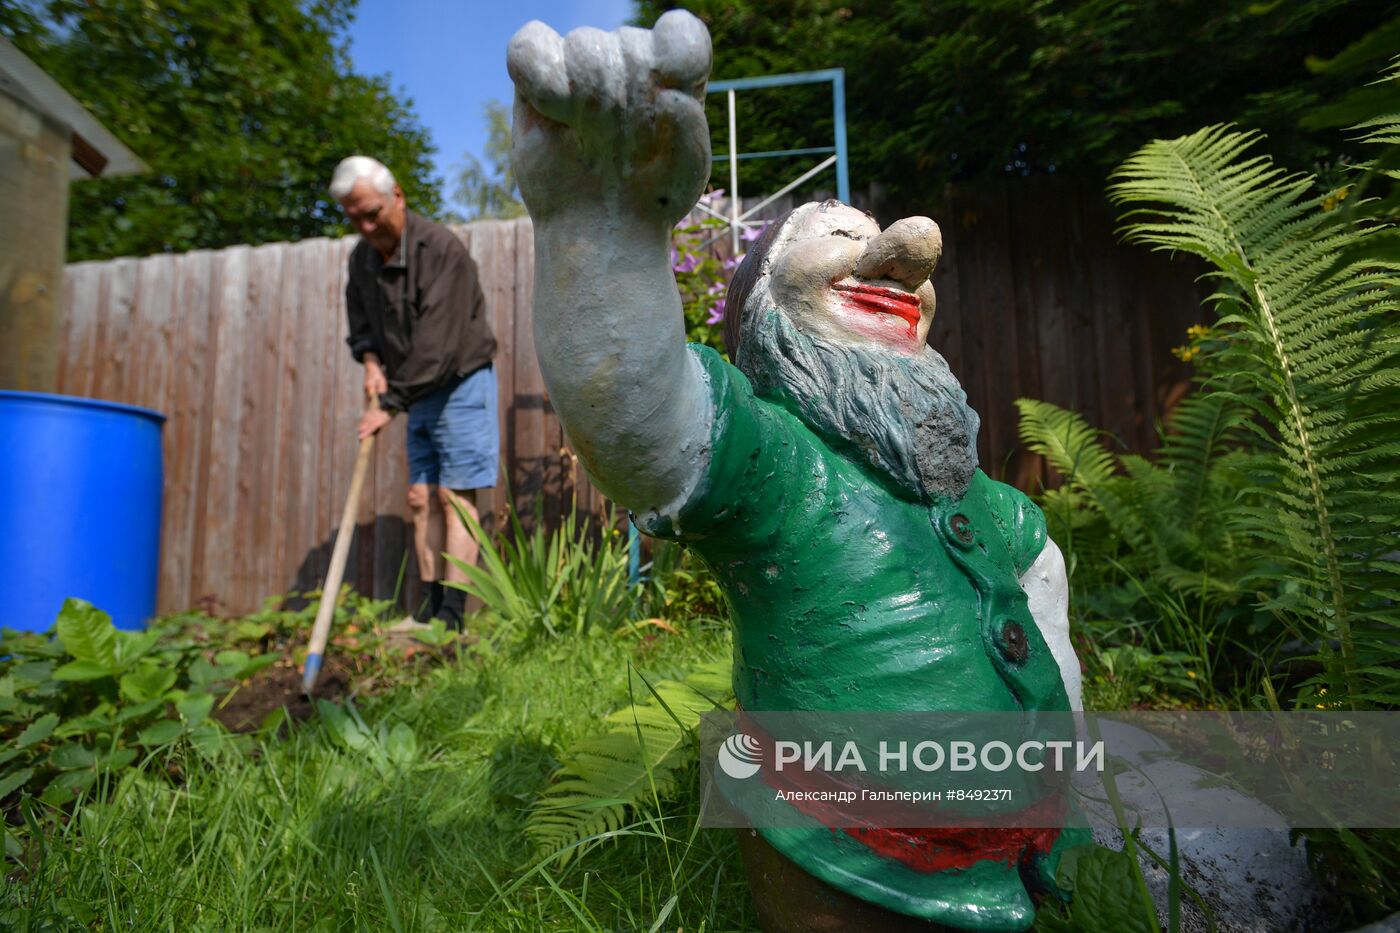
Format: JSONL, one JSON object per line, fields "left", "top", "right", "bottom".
{"left": 406, "top": 364, "right": 499, "bottom": 489}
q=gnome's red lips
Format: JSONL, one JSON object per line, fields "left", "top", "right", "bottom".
{"left": 832, "top": 281, "right": 922, "bottom": 331}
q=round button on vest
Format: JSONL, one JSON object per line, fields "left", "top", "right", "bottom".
{"left": 948, "top": 513, "right": 974, "bottom": 546}
{"left": 997, "top": 620, "right": 1029, "bottom": 664}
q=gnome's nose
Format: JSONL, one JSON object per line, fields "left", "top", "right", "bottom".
{"left": 854, "top": 216, "right": 942, "bottom": 290}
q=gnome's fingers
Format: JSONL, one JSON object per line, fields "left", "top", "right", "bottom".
{"left": 653, "top": 10, "right": 711, "bottom": 98}
{"left": 507, "top": 21, "right": 571, "bottom": 124}
{"left": 563, "top": 26, "right": 627, "bottom": 132}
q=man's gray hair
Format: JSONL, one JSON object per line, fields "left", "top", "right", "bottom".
{"left": 330, "top": 156, "right": 396, "bottom": 200}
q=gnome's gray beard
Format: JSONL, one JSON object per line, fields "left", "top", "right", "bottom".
{"left": 736, "top": 304, "right": 980, "bottom": 503}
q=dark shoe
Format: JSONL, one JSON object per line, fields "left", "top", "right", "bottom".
{"left": 413, "top": 581, "right": 445, "bottom": 624}
{"left": 438, "top": 587, "right": 466, "bottom": 632}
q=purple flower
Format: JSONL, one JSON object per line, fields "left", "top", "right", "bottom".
{"left": 722, "top": 254, "right": 742, "bottom": 272}
{"left": 706, "top": 279, "right": 724, "bottom": 295}
{"left": 700, "top": 188, "right": 725, "bottom": 205}
{"left": 740, "top": 221, "right": 769, "bottom": 243}
{"left": 706, "top": 299, "right": 726, "bottom": 324}
{"left": 673, "top": 251, "right": 701, "bottom": 274}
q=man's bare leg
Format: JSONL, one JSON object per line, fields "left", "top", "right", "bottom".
{"left": 407, "top": 482, "right": 445, "bottom": 622}
{"left": 437, "top": 487, "right": 480, "bottom": 629}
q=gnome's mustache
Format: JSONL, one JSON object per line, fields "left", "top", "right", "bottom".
{"left": 737, "top": 304, "right": 980, "bottom": 503}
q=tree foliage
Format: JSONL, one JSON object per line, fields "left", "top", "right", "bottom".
{"left": 1, "top": 0, "right": 443, "bottom": 260}
{"left": 452, "top": 100, "right": 525, "bottom": 221}
{"left": 635, "top": 0, "right": 1400, "bottom": 215}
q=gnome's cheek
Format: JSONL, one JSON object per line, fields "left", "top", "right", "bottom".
{"left": 769, "top": 238, "right": 862, "bottom": 332}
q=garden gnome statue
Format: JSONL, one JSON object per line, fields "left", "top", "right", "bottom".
{"left": 509, "top": 12, "right": 1085, "bottom": 931}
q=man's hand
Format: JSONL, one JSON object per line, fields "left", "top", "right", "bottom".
{"left": 358, "top": 407, "right": 393, "bottom": 440}
{"left": 363, "top": 355, "right": 388, "bottom": 401}
{"left": 507, "top": 11, "right": 712, "bottom": 231}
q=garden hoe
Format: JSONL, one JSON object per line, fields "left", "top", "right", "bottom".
{"left": 302, "top": 398, "right": 378, "bottom": 694}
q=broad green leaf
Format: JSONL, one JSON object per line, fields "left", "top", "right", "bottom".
{"left": 1057, "top": 845, "right": 1157, "bottom": 932}
{"left": 187, "top": 657, "right": 240, "bottom": 686}
{"left": 3, "top": 828, "right": 21, "bottom": 859}
{"left": 186, "top": 657, "right": 217, "bottom": 686}
{"left": 119, "top": 663, "right": 178, "bottom": 703}
{"left": 177, "top": 693, "right": 215, "bottom": 728}
{"left": 55, "top": 703, "right": 116, "bottom": 736}
{"left": 54, "top": 599, "right": 118, "bottom": 670}
{"left": 188, "top": 722, "right": 225, "bottom": 758}
{"left": 235, "top": 621, "right": 271, "bottom": 641}
{"left": 56, "top": 897, "right": 95, "bottom": 925}
{"left": 113, "top": 629, "right": 161, "bottom": 669}
{"left": 16, "top": 713, "right": 59, "bottom": 748}
{"left": 236, "top": 654, "right": 279, "bottom": 680}
{"left": 259, "top": 707, "right": 288, "bottom": 736}
{"left": 137, "top": 720, "right": 184, "bottom": 746}
{"left": 0, "top": 768, "right": 34, "bottom": 798}
{"left": 385, "top": 723, "right": 418, "bottom": 766}
{"left": 41, "top": 769, "right": 96, "bottom": 805}
{"left": 52, "top": 659, "right": 115, "bottom": 682}
{"left": 40, "top": 767, "right": 95, "bottom": 801}
{"left": 7, "top": 663, "right": 56, "bottom": 690}
{"left": 413, "top": 619, "right": 454, "bottom": 646}
{"left": 48, "top": 744, "right": 96, "bottom": 771}
{"left": 113, "top": 697, "right": 166, "bottom": 725}
{"left": 96, "top": 746, "right": 137, "bottom": 773}
{"left": 214, "top": 649, "right": 251, "bottom": 670}
{"left": 317, "top": 700, "right": 372, "bottom": 753}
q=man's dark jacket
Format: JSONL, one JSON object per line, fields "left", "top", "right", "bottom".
{"left": 345, "top": 210, "right": 496, "bottom": 411}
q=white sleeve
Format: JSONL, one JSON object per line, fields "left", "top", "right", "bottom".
{"left": 1018, "top": 538, "right": 1083, "bottom": 711}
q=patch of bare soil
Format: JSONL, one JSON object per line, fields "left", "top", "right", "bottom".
{"left": 212, "top": 629, "right": 480, "bottom": 733}
{"left": 213, "top": 659, "right": 352, "bottom": 732}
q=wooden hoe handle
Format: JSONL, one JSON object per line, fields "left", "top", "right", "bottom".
{"left": 302, "top": 402, "right": 378, "bottom": 693}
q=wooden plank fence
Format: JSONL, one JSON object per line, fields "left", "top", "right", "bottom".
{"left": 59, "top": 217, "right": 602, "bottom": 617}
{"left": 57, "top": 181, "right": 1204, "bottom": 617}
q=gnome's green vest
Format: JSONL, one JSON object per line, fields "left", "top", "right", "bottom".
{"left": 639, "top": 346, "right": 1082, "bottom": 931}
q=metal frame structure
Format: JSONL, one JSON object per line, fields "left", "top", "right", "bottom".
{"left": 703, "top": 68, "right": 849, "bottom": 252}
{"left": 627, "top": 69, "right": 851, "bottom": 575}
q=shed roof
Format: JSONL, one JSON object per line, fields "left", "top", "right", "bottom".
{"left": 0, "top": 33, "right": 146, "bottom": 178}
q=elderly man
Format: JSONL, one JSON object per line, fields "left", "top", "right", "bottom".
{"left": 508, "top": 12, "right": 1085, "bottom": 932}
{"left": 330, "top": 156, "right": 498, "bottom": 631}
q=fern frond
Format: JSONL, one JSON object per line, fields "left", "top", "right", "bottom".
{"left": 1111, "top": 122, "right": 1400, "bottom": 707}
{"left": 1159, "top": 387, "right": 1248, "bottom": 528}
{"left": 525, "top": 659, "right": 734, "bottom": 864}
{"left": 1352, "top": 56, "right": 1400, "bottom": 178}
{"left": 1014, "top": 398, "right": 1156, "bottom": 551}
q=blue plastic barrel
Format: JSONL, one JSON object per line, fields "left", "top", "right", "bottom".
{"left": 0, "top": 391, "right": 166, "bottom": 632}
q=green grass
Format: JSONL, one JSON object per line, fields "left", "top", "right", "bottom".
{"left": 2, "top": 621, "right": 753, "bottom": 932}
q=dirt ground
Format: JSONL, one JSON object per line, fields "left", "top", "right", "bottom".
{"left": 211, "top": 629, "right": 477, "bottom": 733}
{"left": 213, "top": 659, "right": 352, "bottom": 732}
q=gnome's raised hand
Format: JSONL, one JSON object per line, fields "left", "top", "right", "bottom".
{"left": 508, "top": 12, "right": 711, "bottom": 230}
{"left": 505, "top": 12, "right": 716, "bottom": 515}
